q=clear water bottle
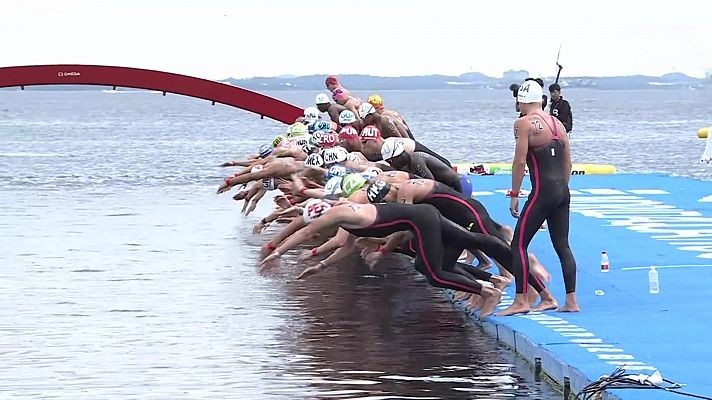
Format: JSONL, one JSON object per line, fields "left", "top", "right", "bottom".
{"left": 600, "top": 251, "right": 610, "bottom": 272}
{"left": 649, "top": 266, "right": 659, "bottom": 294}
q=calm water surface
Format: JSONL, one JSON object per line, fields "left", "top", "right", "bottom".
{"left": 1, "top": 88, "right": 709, "bottom": 399}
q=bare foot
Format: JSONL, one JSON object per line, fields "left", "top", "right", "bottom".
{"left": 533, "top": 299, "right": 559, "bottom": 312}
{"left": 454, "top": 291, "right": 471, "bottom": 301}
{"left": 480, "top": 287, "right": 503, "bottom": 318}
{"left": 557, "top": 293, "right": 580, "bottom": 312}
{"left": 467, "top": 294, "right": 483, "bottom": 310}
{"left": 490, "top": 275, "right": 510, "bottom": 291}
{"left": 497, "top": 294, "right": 530, "bottom": 316}
{"left": 557, "top": 303, "right": 581, "bottom": 312}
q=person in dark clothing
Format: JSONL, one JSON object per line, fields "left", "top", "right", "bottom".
{"left": 548, "top": 83, "right": 573, "bottom": 134}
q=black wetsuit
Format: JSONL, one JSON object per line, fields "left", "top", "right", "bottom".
{"left": 512, "top": 116, "right": 577, "bottom": 294}
{"left": 344, "top": 203, "right": 511, "bottom": 294}
{"left": 421, "top": 182, "right": 547, "bottom": 292}
{"left": 414, "top": 142, "right": 451, "bottom": 167}
{"left": 396, "top": 237, "right": 494, "bottom": 284}
{"left": 395, "top": 153, "right": 462, "bottom": 193}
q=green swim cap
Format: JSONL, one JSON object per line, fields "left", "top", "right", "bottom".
{"left": 341, "top": 173, "right": 367, "bottom": 197}
{"left": 272, "top": 134, "right": 287, "bottom": 148}
{"left": 288, "top": 122, "right": 308, "bottom": 137}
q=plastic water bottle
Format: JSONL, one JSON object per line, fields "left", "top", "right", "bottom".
{"left": 649, "top": 266, "right": 659, "bottom": 294}
{"left": 600, "top": 251, "right": 610, "bottom": 272}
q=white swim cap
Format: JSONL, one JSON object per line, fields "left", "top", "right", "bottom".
{"left": 347, "top": 152, "right": 362, "bottom": 163}
{"left": 324, "top": 176, "right": 343, "bottom": 196}
{"left": 362, "top": 167, "right": 383, "bottom": 180}
{"left": 315, "top": 93, "right": 330, "bottom": 105}
{"left": 339, "top": 110, "right": 357, "bottom": 124}
{"left": 381, "top": 138, "right": 406, "bottom": 161}
{"left": 321, "top": 146, "right": 348, "bottom": 165}
{"left": 358, "top": 103, "right": 376, "bottom": 119}
{"left": 304, "top": 153, "right": 325, "bottom": 167}
{"left": 303, "top": 198, "right": 331, "bottom": 224}
{"left": 517, "top": 80, "right": 544, "bottom": 104}
{"left": 261, "top": 177, "right": 276, "bottom": 191}
{"left": 304, "top": 106, "right": 319, "bottom": 121}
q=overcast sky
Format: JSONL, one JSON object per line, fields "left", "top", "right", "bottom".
{"left": 2, "top": 0, "right": 710, "bottom": 80}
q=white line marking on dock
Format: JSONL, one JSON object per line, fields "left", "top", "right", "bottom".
{"left": 620, "top": 263, "right": 712, "bottom": 271}
{"left": 627, "top": 189, "right": 669, "bottom": 195}
{"left": 579, "top": 188, "right": 627, "bottom": 195}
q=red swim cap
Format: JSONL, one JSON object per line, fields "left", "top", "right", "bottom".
{"left": 339, "top": 126, "right": 359, "bottom": 141}
{"left": 325, "top": 75, "right": 338, "bottom": 85}
{"left": 359, "top": 125, "right": 381, "bottom": 141}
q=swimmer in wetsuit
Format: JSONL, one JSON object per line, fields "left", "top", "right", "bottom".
{"left": 498, "top": 80, "right": 579, "bottom": 316}
{"left": 359, "top": 123, "right": 451, "bottom": 167}
{"left": 380, "top": 139, "right": 472, "bottom": 196}
{"left": 364, "top": 178, "right": 555, "bottom": 298}
{"left": 260, "top": 202, "right": 508, "bottom": 317}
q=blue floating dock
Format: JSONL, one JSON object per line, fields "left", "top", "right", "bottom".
{"left": 449, "top": 172, "right": 712, "bottom": 399}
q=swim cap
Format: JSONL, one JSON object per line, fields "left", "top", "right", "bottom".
{"left": 367, "top": 94, "right": 384, "bottom": 109}
{"left": 325, "top": 75, "right": 338, "bottom": 85}
{"left": 311, "top": 130, "right": 324, "bottom": 142}
{"left": 339, "top": 110, "right": 357, "bottom": 124}
{"left": 346, "top": 152, "right": 362, "bottom": 163}
{"left": 315, "top": 93, "right": 330, "bottom": 105}
{"left": 317, "top": 131, "right": 339, "bottom": 148}
{"left": 304, "top": 153, "right": 325, "bottom": 167}
{"left": 341, "top": 173, "right": 368, "bottom": 197}
{"left": 459, "top": 174, "right": 473, "bottom": 197}
{"left": 324, "top": 176, "right": 343, "bottom": 196}
{"left": 517, "top": 80, "right": 544, "bottom": 104}
{"left": 332, "top": 88, "right": 347, "bottom": 102}
{"left": 259, "top": 144, "right": 273, "bottom": 158}
{"left": 262, "top": 177, "right": 276, "bottom": 191}
{"left": 288, "top": 122, "right": 308, "bottom": 136}
{"left": 358, "top": 103, "right": 376, "bottom": 119}
{"left": 304, "top": 107, "right": 319, "bottom": 121}
{"left": 339, "top": 126, "right": 359, "bottom": 141}
{"left": 321, "top": 146, "right": 348, "bottom": 165}
{"left": 381, "top": 138, "right": 406, "bottom": 161}
{"left": 250, "top": 164, "right": 264, "bottom": 173}
{"left": 366, "top": 180, "right": 392, "bottom": 203}
{"left": 272, "top": 134, "right": 287, "bottom": 148}
{"left": 315, "top": 120, "right": 332, "bottom": 132}
{"left": 359, "top": 125, "right": 381, "bottom": 141}
{"left": 303, "top": 198, "right": 331, "bottom": 224}
{"left": 362, "top": 167, "right": 383, "bottom": 180}
{"left": 327, "top": 164, "right": 349, "bottom": 179}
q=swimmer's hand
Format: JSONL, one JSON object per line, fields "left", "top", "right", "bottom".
{"left": 259, "top": 251, "right": 280, "bottom": 267}
{"left": 219, "top": 161, "right": 237, "bottom": 167}
{"left": 296, "top": 262, "right": 326, "bottom": 280}
{"left": 244, "top": 201, "right": 257, "bottom": 216}
{"left": 509, "top": 197, "right": 520, "bottom": 218}
{"left": 298, "top": 249, "right": 315, "bottom": 261}
{"left": 217, "top": 180, "right": 232, "bottom": 194}
{"left": 363, "top": 251, "right": 383, "bottom": 270}
{"left": 253, "top": 219, "right": 270, "bottom": 234}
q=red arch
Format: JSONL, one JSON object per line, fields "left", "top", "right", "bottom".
{"left": 0, "top": 64, "right": 304, "bottom": 124}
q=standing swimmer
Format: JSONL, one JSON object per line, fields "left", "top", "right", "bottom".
{"left": 498, "top": 80, "right": 580, "bottom": 316}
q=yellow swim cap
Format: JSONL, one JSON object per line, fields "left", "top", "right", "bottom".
{"left": 367, "top": 94, "right": 384, "bottom": 110}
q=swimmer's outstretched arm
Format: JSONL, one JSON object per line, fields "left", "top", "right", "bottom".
{"left": 253, "top": 205, "right": 302, "bottom": 234}
{"left": 297, "top": 234, "right": 356, "bottom": 280}
{"left": 260, "top": 209, "right": 344, "bottom": 266}
{"left": 244, "top": 187, "right": 267, "bottom": 216}
{"left": 299, "top": 228, "right": 350, "bottom": 261}
{"left": 363, "top": 231, "right": 413, "bottom": 268}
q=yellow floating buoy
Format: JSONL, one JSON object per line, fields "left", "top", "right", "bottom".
{"left": 453, "top": 162, "right": 616, "bottom": 176}
{"left": 698, "top": 127, "right": 710, "bottom": 139}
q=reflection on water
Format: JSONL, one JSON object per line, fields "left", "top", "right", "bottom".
{"left": 0, "top": 186, "right": 557, "bottom": 399}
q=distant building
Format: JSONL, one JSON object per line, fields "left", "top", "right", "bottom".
{"left": 502, "top": 70, "right": 529, "bottom": 82}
